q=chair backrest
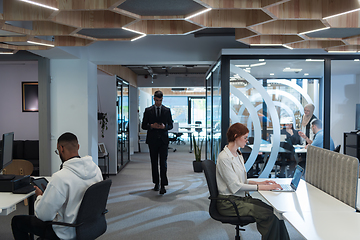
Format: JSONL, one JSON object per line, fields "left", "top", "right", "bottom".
{"left": 202, "top": 160, "right": 218, "bottom": 198}
{"left": 195, "top": 121, "right": 202, "bottom": 133}
{"left": 75, "top": 179, "right": 112, "bottom": 240}
{"left": 334, "top": 144, "right": 341, "bottom": 153}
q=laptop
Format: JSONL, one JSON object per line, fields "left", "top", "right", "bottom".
{"left": 272, "top": 165, "right": 304, "bottom": 192}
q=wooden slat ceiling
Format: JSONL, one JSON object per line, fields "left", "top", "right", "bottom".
{"left": 1, "top": 0, "right": 360, "bottom": 54}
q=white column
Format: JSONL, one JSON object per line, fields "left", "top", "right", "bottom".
{"left": 50, "top": 59, "right": 98, "bottom": 174}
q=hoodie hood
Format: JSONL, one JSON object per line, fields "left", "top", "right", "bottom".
{"left": 62, "top": 155, "right": 98, "bottom": 180}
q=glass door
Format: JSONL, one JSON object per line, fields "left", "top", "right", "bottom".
{"left": 117, "top": 78, "right": 129, "bottom": 172}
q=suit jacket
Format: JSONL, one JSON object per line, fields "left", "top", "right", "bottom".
{"left": 141, "top": 105, "right": 173, "bottom": 145}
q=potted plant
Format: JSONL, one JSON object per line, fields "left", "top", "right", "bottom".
{"left": 192, "top": 135, "right": 204, "bottom": 172}
{"left": 98, "top": 112, "right": 108, "bottom": 138}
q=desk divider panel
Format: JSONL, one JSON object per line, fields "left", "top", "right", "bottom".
{"left": 305, "top": 145, "right": 359, "bottom": 209}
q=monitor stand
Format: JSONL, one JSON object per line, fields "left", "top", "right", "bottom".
{"left": 0, "top": 174, "right": 16, "bottom": 180}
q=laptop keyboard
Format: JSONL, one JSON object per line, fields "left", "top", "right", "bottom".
{"left": 279, "top": 184, "right": 293, "bottom": 191}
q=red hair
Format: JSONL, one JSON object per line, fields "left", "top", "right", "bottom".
{"left": 227, "top": 123, "right": 249, "bottom": 142}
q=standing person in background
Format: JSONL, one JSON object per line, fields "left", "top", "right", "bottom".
{"left": 142, "top": 90, "right": 173, "bottom": 194}
{"left": 300, "top": 104, "right": 317, "bottom": 144}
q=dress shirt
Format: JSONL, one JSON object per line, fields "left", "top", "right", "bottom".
{"left": 216, "top": 146, "right": 257, "bottom": 197}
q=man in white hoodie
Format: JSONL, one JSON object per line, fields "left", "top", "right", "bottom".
{"left": 11, "top": 132, "right": 103, "bottom": 240}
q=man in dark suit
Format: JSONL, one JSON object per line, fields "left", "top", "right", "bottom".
{"left": 142, "top": 90, "right": 173, "bottom": 194}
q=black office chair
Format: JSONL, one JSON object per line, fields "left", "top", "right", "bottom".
{"left": 195, "top": 121, "right": 202, "bottom": 137}
{"left": 202, "top": 160, "right": 255, "bottom": 240}
{"left": 42, "top": 179, "right": 112, "bottom": 240}
{"left": 334, "top": 145, "right": 341, "bottom": 153}
{"left": 274, "top": 141, "right": 296, "bottom": 178}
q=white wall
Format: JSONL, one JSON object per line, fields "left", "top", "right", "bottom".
{"left": 97, "top": 70, "right": 117, "bottom": 174}
{"left": 331, "top": 74, "right": 360, "bottom": 153}
{"left": 0, "top": 61, "right": 39, "bottom": 140}
{"left": 50, "top": 59, "right": 98, "bottom": 174}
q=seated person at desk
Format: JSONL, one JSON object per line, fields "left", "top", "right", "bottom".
{"left": 11, "top": 132, "right": 103, "bottom": 240}
{"left": 299, "top": 119, "right": 334, "bottom": 150}
{"left": 280, "top": 117, "right": 301, "bottom": 145}
{"left": 216, "top": 123, "right": 290, "bottom": 240}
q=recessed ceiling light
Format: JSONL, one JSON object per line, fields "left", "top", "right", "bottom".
{"left": 306, "top": 59, "right": 324, "bottom": 62}
{"left": 235, "top": 64, "right": 249, "bottom": 68}
{"left": 27, "top": 41, "right": 54, "bottom": 47}
{"left": 299, "top": 27, "right": 330, "bottom": 35}
{"left": 250, "top": 62, "right": 266, "bottom": 67}
{"left": 259, "top": 59, "right": 265, "bottom": 62}
{"left": 328, "top": 50, "right": 357, "bottom": 53}
{"left": 245, "top": 68, "right": 251, "bottom": 70}
{"left": 354, "top": 59, "right": 360, "bottom": 61}
{"left": 185, "top": 8, "right": 212, "bottom": 20}
{"left": 304, "top": 73, "right": 309, "bottom": 76}
{"left": 0, "top": 52, "right": 14, "bottom": 54}
{"left": 20, "top": 0, "right": 59, "bottom": 11}
{"left": 270, "top": 73, "right": 275, "bottom": 76}
{"left": 283, "top": 68, "right": 302, "bottom": 72}
{"left": 323, "top": 8, "right": 360, "bottom": 20}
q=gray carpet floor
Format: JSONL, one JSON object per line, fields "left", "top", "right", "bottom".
{"left": 0, "top": 142, "right": 305, "bottom": 240}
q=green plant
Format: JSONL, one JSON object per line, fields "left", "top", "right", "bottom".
{"left": 193, "top": 135, "right": 203, "bottom": 162}
{"left": 99, "top": 112, "right": 108, "bottom": 138}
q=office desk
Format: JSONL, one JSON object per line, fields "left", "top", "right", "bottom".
{"left": 256, "top": 179, "right": 354, "bottom": 214}
{"left": 283, "top": 211, "right": 360, "bottom": 240}
{"left": 0, "top": 191, "right": 35, "bottom": 215}
{"left": 251, "top": 178, "right": 358, "bottom": 240}
{"left": 169, "top": 129, "right": 194, "bottom": 153}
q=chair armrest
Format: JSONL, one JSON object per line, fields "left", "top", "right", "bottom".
{"left": 209, "top": 196, "right": 244, "bottom": 222}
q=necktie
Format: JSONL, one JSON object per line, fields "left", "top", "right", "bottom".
{"left": 157, "top": 107, "right": 160, "bottom": 119}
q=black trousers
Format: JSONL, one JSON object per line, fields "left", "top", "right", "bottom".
{"left": 12, "top": 215, "right": 60, "bottom": 240}
{"left": 148, "top": 141, "right": 168, "bottom": 187}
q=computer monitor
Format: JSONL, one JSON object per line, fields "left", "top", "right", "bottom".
{"left": 0, "top": 132, "right": 15, "bottom": 180}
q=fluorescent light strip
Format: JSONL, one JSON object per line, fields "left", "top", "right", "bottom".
{"left": 235, "top": 64, "right": 249, "bottom": 67}
{"left": 131, "top": 34, "right": 146, "bottom": 41}
{"left": 282, "top": 44, "right": 293, "bottom": 50}
{"left": 20, "top": 0, "right": 58, "bottom": 11}
{"left": 299, "top": 27, "right": 330, "bottom": 35}
{"left": 304, "top": 73, "right": 309, "bottom": 76}
{"left": 122, "top": 27, "right": 146, "bottom": 35}
{"left": 306, "top": 59, "right": 324, "bottom": 62}
{"left": 0, "top": 52, "right": 14, "bottom": 54}
{"left": 251, "top": 44, "right": 283, "bottom": 46}
{"left": 259, "top": 59, "right": 265, "bottom": 62}
{"left": 355, "top": 59, "right": 360, "bottom": 62}
{"left": 323, "top": 8, "right": 360, "bottom": 20}
{"left": 283, "top": 68, "right": 302, "bottom": 72}
{"left": 328, "top": 50, "right": 357, "bottom": 53}
{"left": 185, "top": 8, "right": 212, "bottom": 20}
{"left": 270, "top": 73, "right": 275, "bottom": 76}
{"left": 250, "top": 62, "right": 266, "bottom": 67}
{"left": 27, "top": 41, "right": 54, "bottom": 47}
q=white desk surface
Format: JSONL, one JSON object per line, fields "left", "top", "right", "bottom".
{"left": 252, "top": 179, "right": 354, "bottom": 214}
{"left": 283, "top": 211, "right": 360, "bottom": 240}
{"left": 0, "top": 191, "right": 35, "bottom": 215}
{"left": 247, "top": 144, "right": 307, "bottom": 153}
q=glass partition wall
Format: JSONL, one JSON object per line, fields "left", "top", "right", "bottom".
{"left": 206, "top": 57, "right": 324, "bottom": 178}
{"left": 117, "top": 77, "right": 130, "bottom": 172}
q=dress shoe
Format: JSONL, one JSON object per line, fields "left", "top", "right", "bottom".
{"left": 153, "top": 184, "right": 159, "bottom": 191}
{"left": 159, "top": 187, "right": 166, "bottom": 194}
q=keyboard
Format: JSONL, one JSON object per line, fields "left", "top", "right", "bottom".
{"left": 279, "top": 184, "right": 293, "bottom": 191}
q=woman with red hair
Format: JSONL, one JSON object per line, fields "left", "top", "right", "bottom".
{"left": 216, "top": 122, "right": 290, "bottom": 240}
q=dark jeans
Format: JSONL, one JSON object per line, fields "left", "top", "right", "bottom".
{"left": 148, "top": 141, "right": 169, "bottom": 187}
{"left": 12, "top": 215, "right": 60, "bottom": 240}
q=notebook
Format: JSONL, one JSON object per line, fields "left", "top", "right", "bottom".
{"left": 272, "top": 165, "right": 304, "bottom": 192}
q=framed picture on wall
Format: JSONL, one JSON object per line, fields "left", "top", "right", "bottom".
{"left": 22, "top": 82, "right": 38, "bottom": 112}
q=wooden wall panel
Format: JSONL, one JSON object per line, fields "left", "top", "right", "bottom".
{"left": 128, "top": 20, "right": 201, "bottom": 35}
{"left": 191, "top": 9, "right": 272, "bottom": 28}
{"left": 235, "top": 28, "right": 258, "bottom": 40}
{"left": 54, "top": 36, "right": 94, "bottom": 46}
{"left": 326, "top": 12, "right": 360, "bottom": 28}
{"left": 289, "top": 40, "right": 345, "bottom": 49}
{"left": 251, "top": 20, "right": 326, "bottom": 34}
{"left": 32, "top": 22, "right": 77, "bottom": 35}
{"left": 267, "top": 0, "right": 322, "bottom": 19}
{"left": 322, "top": 0, "right": 360, "bottom": 19}
{"left": 53, "top": 10, "right": 135, "bottom": 28}
{"left": 243, "top": 35, "right": 303, "bottom": 44}
{"left": 3, "top": 0, "right": 55, "bottom": 21}
{"left": 98, "top": 65, "right": 137, "bottom": 87}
